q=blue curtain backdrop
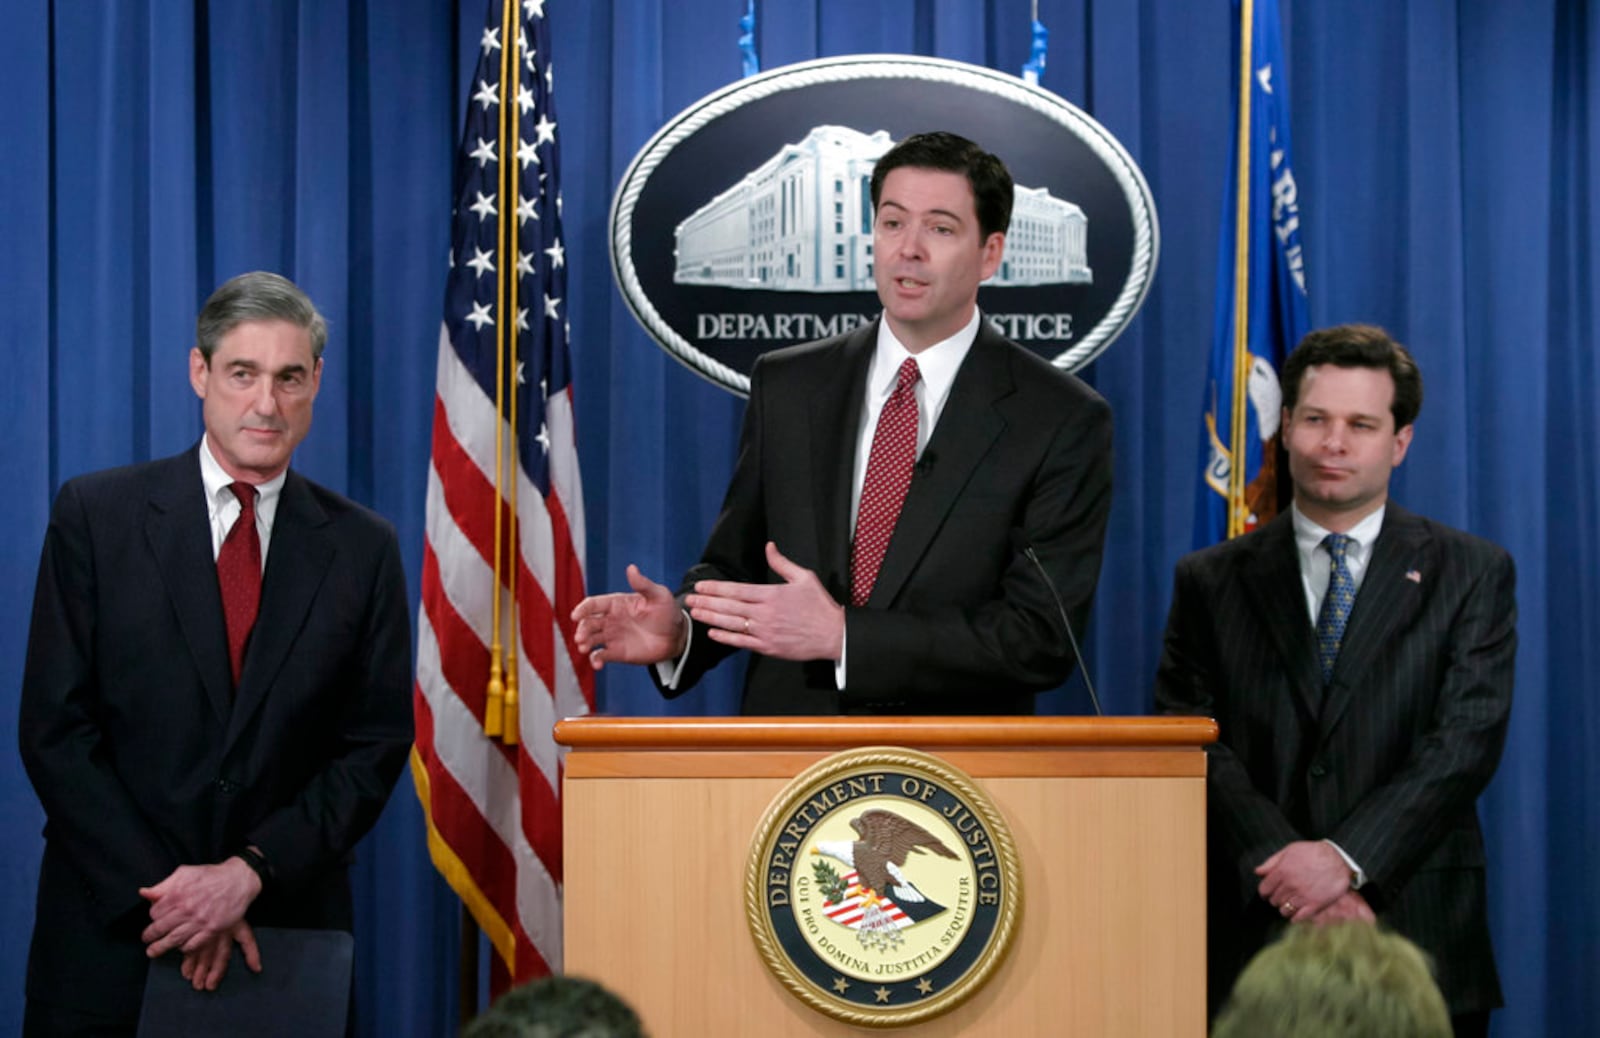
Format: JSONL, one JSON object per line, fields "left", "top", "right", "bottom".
{"left": 0, "top": 2, "right": 1593, "bottom": 1034}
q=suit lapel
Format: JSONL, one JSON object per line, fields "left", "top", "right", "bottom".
{"left": 145, "top": 449, "right": 233, "bottom": 723}
{"left": 867, "top": 323, "right": 1008, "bottom": 607}
{"left": 225, "top": 470, "right": 334, "bottom": 748}
{"left": 1319, "top": 505, "right": 1431, "bottom": 735}
{"left": 812, "top": 325, "right": 875, "bottom": 598}
{"left": 1240, "top": 514, "right": 1325, "bottom": 723}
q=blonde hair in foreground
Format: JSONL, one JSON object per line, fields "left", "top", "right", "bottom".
{"left": 1212, "top": 922, "right": 1451, "bottom": 1038}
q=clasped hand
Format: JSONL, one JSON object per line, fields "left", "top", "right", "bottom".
{"left": 139, "top": 859, "right": 263, "bottom": 990}
{"left": 1256, "top": 840, "right": 1373, "bottom": 924}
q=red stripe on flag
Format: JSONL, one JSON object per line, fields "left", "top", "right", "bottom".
{"left": 547, "top": 489, "right": 595, "bottom": 703}
{"left": 431, "top": 394, "right": 499, "bottom": 567}
{"left": 516, "top": 749, "right": 563, "bottom": 887}
{"left": 412, "top": 688, "right": 519, "bottom": 921}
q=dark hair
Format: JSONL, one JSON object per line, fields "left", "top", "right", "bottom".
{"left": 196, "top": 271, "right": 328, "bottom": 362}
{"left": 1281, "top": 324, "right": 1423, "bottom": 430}
{"left": 461, "top": 975, "right": 647, "bottom": 1038}
{"left": 869, "top": 131, "right": 1014, "bottom": 240}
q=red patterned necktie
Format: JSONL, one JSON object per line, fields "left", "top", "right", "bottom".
{"left": 850, "top": 358, "right": 921, "bottom": 607}
{"left": 217, "top": 481, "right": 262, "bottom": 686}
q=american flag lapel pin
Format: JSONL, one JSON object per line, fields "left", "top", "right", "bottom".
{"left": 1405, "top": 569, "right": 1422, "bottom": 584}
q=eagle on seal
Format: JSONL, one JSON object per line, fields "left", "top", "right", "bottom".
{"left": 813, "top": 809, "right": 959, "bottom": 922}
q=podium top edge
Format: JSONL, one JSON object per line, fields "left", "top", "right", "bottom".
{"left": 552, "top": 715, "right": 1218, "bottom": 750}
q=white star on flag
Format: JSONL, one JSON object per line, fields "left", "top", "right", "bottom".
{"left": 480, "top": 27, "right": 500, "bottom": 54}
{"left": 544, "top": 240, "right": 564, "bottom": 268}
{"left": 466, "top": 247, "right": 495, "bottom": 278}
{"left": 517, "top": 253, "right": 536, "bottom": 278}
{"left": 469, "top": 137, "right": 497, "bottom": 168}
{"left": 517, "top": 138, "right": 540, "bottom": 170}
{"left": 534, "top": 114, "right": 556, "bottom": 146}
{"left": 543, "top": 294, "right": 561, "bottom": 319}
{"left": 518, "top": 195, "right": 539, "bottom": 225}
{"left": 465, "top": 301, "right": 494, "bottom": 330}
{"left": 473, "top": 79, "right": 499, "bottom": 111}
{"left": 469, "top": 192, "right": 497, "bottom": 220}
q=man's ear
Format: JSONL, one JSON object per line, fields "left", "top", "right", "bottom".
{"left": 1391, "top": 422, "right": 1414, "bottom": 468}
{"left": 189, "top": 348, "right": 210, "bottom": 400}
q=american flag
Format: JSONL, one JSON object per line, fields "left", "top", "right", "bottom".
{"left": 412, "top": 0, "right": 590, "bottom": 984}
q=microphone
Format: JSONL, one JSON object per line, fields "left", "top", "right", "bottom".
{"left": 914, "top": 450, "right": 938, "bottom": 477}
{"left": 1009, "top": 529, "right": 1102, "bottom": 716}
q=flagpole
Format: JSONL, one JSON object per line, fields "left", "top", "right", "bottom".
{"left": 484, "top": 0, "right": 517, "bottom": 736}
{"left": 501, "top": 0, "right": 522, "bottom": 748}
{"left": 1227, "top": 0, "right": 1255, "bottom": 539}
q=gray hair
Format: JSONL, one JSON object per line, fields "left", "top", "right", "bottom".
{"left": 195, "top": 271, "right": 328, "bottom": 362}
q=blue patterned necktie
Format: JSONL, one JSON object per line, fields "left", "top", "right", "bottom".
{"left": 1316, "top": 533, "right": 1355, "bottom": 685}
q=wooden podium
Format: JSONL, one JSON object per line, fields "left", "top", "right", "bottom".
{"left": 554, "top": 716, "right": 1215, "bottom": 1036}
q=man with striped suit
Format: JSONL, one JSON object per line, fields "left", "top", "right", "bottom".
{"left": 1155, "top": 325, "right": 1514, "bottom": 1037}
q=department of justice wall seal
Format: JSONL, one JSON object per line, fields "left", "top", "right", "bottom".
{"left": 745, "top": 748, "right": 1022, "bottom": 1027}
{"left": 611, "top": 54, "right": 1159, "bottom": 396}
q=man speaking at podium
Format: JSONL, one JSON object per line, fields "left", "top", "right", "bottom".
{"left": 574, "top": 132, "right": 1113, "bottom": 715}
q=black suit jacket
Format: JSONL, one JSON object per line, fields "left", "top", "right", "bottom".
{"left": 667, "top": 318, "right": 1113, "bottom": 715}
{"left": 1154, "top": 505, "right": 1514, "bottom": 1015}
{"left": 19, "top": 447, "right": 413, "bottom": 1021}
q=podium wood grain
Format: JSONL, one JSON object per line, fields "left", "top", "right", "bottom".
{"left": 558, "top": 717, "right": 1211, "bottom": 1036}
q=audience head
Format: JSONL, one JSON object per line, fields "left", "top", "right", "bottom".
{"left": 1212, "top": 922, "right": 1451, "bottom": 1038}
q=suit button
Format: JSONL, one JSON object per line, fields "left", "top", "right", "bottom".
{"left": 215, "top": 778, "right": 240, "bottom": 794}
{"left": 1309, "top": 764, "right": 1328, "bottom": 778}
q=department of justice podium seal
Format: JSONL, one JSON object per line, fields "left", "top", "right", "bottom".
{"left": 745, "top": 748, "right": 1022, "bottom": 1027}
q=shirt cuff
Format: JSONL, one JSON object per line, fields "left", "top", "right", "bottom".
{"left": 653, "top": 610, "right": 694, "bottom": 689}
{"left": 1323, "top": 839, "right": 1367, "bottom": 890}
{"left": 832, "top": 621, "right": 848, "bottom": 690}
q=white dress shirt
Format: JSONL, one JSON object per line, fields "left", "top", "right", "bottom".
{"left": 1289, "top": 500, "right": 1387, "bottom": 889}
{"left": 199, "top": 435, "right": 284, "bottom": 568}
{"left": 660, "top": 310, "right": 985, "bottom": 691}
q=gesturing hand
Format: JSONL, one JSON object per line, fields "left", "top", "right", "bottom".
{"left": 685, "top": 542, "right": 845, "bottom": 662}
{"left": 571, "top": 564, "right": 688, "bottom": 670}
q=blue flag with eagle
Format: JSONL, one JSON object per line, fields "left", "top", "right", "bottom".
{"left": 1195, "top": 0, "right": 1309, "bottom": 545}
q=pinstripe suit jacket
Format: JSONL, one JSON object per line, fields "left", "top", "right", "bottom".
{"left": 1154, "top": 504, "right": 1515, "bottom": 1015}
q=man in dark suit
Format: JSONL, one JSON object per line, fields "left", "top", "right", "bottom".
{"left": 572, "top": 132, "right": 1112, "bottom": 715}
{"left": 1155, "top": 325, "right": 1514, "bottom": 1036}
{"left": 19, "top": 272, "right": 414, "bottom": 1034}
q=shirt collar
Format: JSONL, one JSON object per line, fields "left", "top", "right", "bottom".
{"left": 199, "top": 435, "right": 287, "bottom": 519}
{"left": 1291, "top": 501, "right": 1386, "bottom": 558}
{"left": 869, "top": 308, "right": 980, "bottom": 405}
